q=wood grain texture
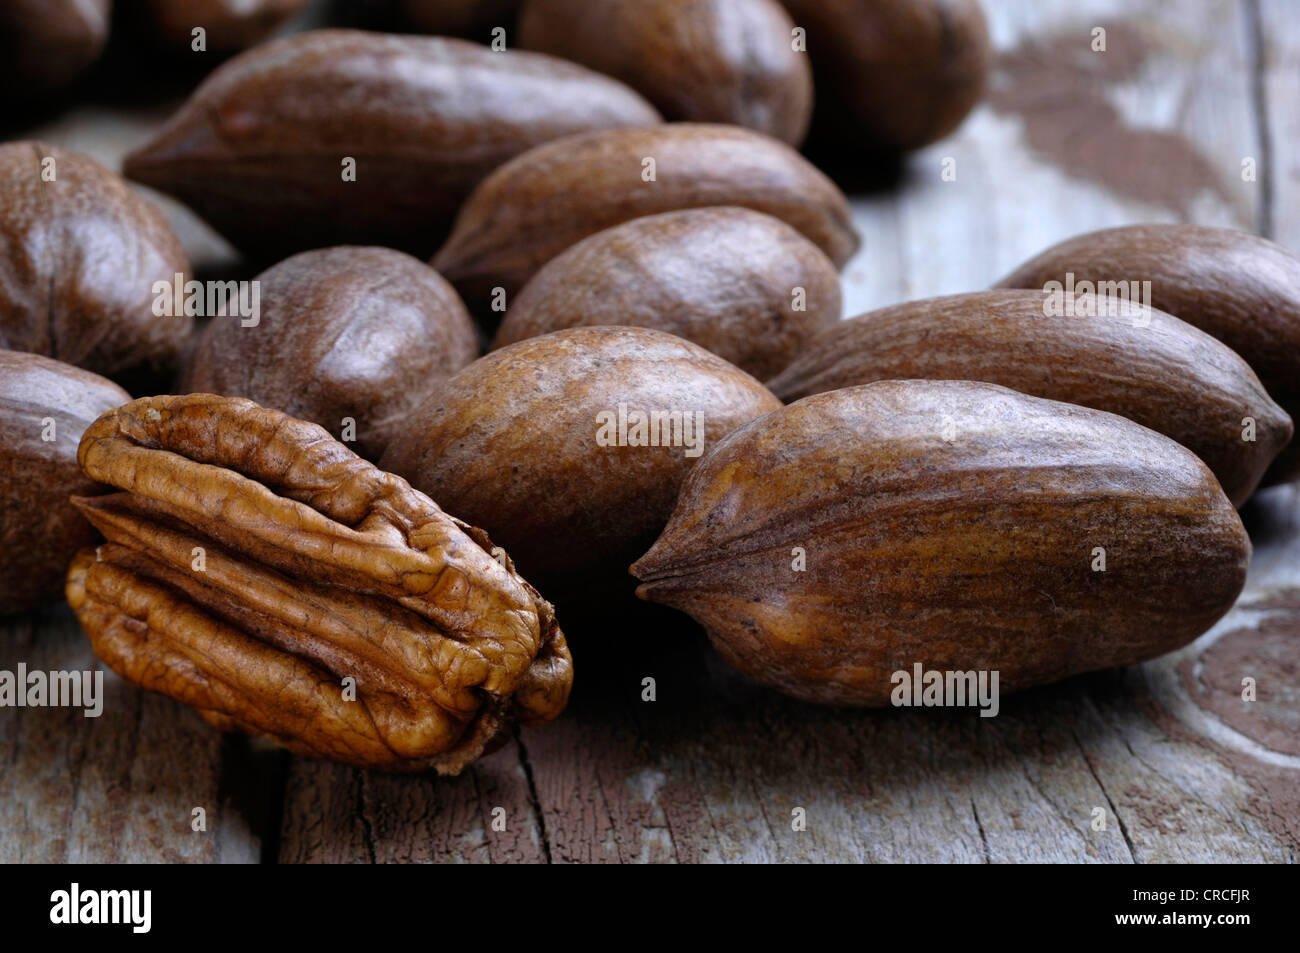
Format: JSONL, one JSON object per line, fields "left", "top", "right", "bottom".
{"left": 0, "top": 604, "right": 265, "bottom": 862}
{"left": 1, "top": 0, "right": 1296, "bottom": 863}
{"left": 276, "top": 739, "right": 546, "bottom": 863}
{"left": 514, "top": 539, "right": 1299, "bottom": 864}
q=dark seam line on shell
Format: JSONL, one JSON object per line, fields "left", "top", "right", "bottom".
{"left": 640, "top": 483, "right": 1223, "bottom": 574}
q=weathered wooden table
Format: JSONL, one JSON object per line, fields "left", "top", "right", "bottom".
{"left": 2, "top": 0, "right": 1297, "bottom": 863}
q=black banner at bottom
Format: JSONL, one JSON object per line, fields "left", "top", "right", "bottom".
{"left": 2, "top": 861, "right": 1282, "bottom": 941}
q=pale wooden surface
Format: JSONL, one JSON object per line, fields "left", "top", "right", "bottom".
{"left": 1, "top": 0, "right": 1296, "bottom": 863}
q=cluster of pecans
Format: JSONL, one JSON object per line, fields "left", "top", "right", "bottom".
{"left": 2, "top": 0, "right": 1297, "bottom": 774}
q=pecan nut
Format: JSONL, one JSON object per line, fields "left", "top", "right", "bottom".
{"left": 431, "top": 123, "right": 860, "bottom": 310}
{"left": 777, "top": 0, "right": 990, "bottom": 152}
{"left": 122, "top": 29, "right": 661, "bottom": 260}
{"left": 380, "top": 326, "right": 782, "bottom": 600}
{"left": 490, "top": 207, "right": 842, "bottom": 380}
{"left": 996, "top": 224, "right": 1300, "bottom": 485}
{"left": 184, "top": 246, "right": 480, "bottom": 461}
{"left": 766, "top": 289, "right": 1294, "bottom": 507}
{"left": 518, "top": 0, "right": 814, "bottom": 145}
{"left": 0, "top": 141, "right": 192, "bottom": 381}
{"left": 65, "top": 394, "right": 572, "bottom": 773}
{"left": 0, "top": 350, "right": 130, "bottom": 615}
{"left": 632, "top": 380, "right": 1250, "bottom": 705}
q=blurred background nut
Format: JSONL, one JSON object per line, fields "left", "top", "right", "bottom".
{"left": 780, "top": 0, "right": 990, "bottom": 153}
{"left": 492, "top": 207, "right": 842, "bottom": 379}
{"left": 0, "top": 0, "right": 110, "bottom": 95}
{"left": 122, "top": 29, "right": 662, "bottom": 261}
{"left": 633, "top": 380, "right": 1251, "bottom": 705}
{"left": 184, "top": 246, "right": 478, "bottom": 460}
{"left": 433, "top": 123, "right": 859, "bottom": 312}
{"left": 144, "top": 0, "right": 308, "bottom": 53}
{"left": 380, "top": 327, "right": 782, "bottom": 601}
{"left": 0, "top": 350, "right": 130, "bottom": 616}
{"left": 0, "top": 141, "right": 192, "bottom": 385}
{"left": 767, "top": 290, "right": 1293, "bottom": 507}
{"left": 518, "top": 0, "right": 813, "bottom": 146}
{"left": 998, "top": 224, "right": 1300, "bottom": 487}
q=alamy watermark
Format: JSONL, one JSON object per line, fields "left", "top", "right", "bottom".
{"left": 50, "top": 884, "right": 150, "bottom": 933}
{"left": 595, "top": 403, "right": 705, "bottom": 458}
{"left": 891, "top": 663, "right": 1000, "bottom": 717}
{"left": 1042, "top": 272, "right": 1152, "bottom": 325}
{"left": 152, "top": 273, "right": 260, "bottom": 327}
{"left": 0, "top": 664, "right": 103, "bottom": 717}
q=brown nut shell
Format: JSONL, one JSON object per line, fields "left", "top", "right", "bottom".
{"left": 519, "top": 0, "right": 813, "bottom": 145}
{"left": 0, "top": 142, "right": 192, "bottom": 380}
{"left": 779, "top": 0, "right": 991, "bottom": 152}
{"left": 184, "top": 246, "right": 479, "bottom": 460}
{"left": 767, "top": 289, "right": 1293, "bottom": 506}
{"left": 0, "top": 351, "right": 130, "bottom": 615}
{"left": 997, "top": 224, "right": 1300, "bottom": 485}
{"left": 122, "top": 29, "right": 662, "bottom": 260}
{"left": 432, "top": 123, "right": 860, "bottom": 310}
{"left": 632, "top": 380, "right": 1250, "bottom": 706}
{"left": 380, "top": 326, "right": 783, "bottom": 597}
{"left": 65, "top": 394, "right": 571, "bottom": 773}
{"left": 491, "top": 207, "right": 842, "bottom": 379}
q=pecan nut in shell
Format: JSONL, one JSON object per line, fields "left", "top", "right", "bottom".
{"left": 0, "top": 350, "right": 130, "bottom": 615}
{"left": 123, "top": 30, "right": 661, "bottom": 260}
{"left": 432, "top": 123, "right": 859, "bottom": 310}
{"left": 997, "top": 224, "right": 1300, "bottom": 485}
{"left": 632, "top": 380, "right": 1250, "bottom": 706}
{"left": 767, "top": 289, "right": 1293, "bottom": 507}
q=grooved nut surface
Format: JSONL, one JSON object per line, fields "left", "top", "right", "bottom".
{"left": 65, "top": 394, "right": 572, "bottom": 773}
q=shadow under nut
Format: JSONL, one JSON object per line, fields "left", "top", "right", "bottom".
{"left": 632, "top": 380, "right": 1250, "bottom": 706}
{"left": 432, "top": 123, "right": 860, "bottom": 310}
{"left": 767, "top": 289, "right": 1293, "bottom": 507}
{"left": 997, "top": 224, "right": 1300, "bottom": 485}
{"left": 492, "top": 207, "right": 842, "bottom": 380}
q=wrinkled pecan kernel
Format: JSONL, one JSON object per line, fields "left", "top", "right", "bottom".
{"left": 64, "top": 394, "right": 571, "bottom": 773}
